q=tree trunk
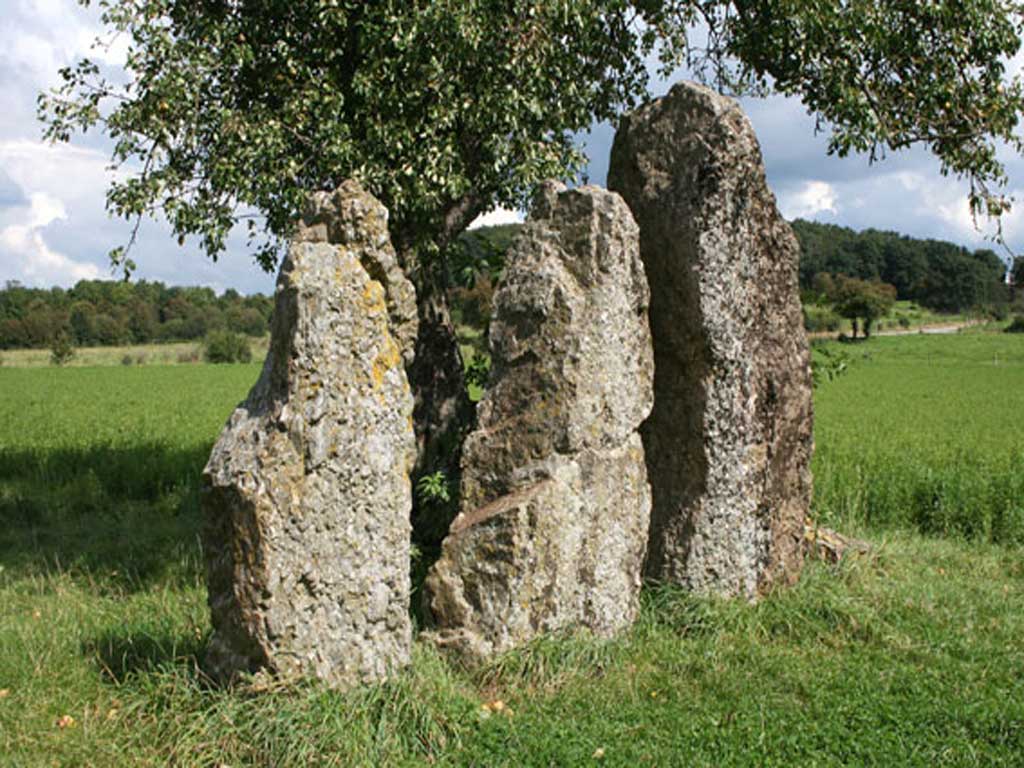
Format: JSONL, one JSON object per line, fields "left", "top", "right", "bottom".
{"left": 398, "top": 253, "right": 473, "bottom": 545}
{"left": 408, "top": 268, "right": 473, "bottom": 477}
{"left": 394, "top": 194, "right": 483, "bottom": 545}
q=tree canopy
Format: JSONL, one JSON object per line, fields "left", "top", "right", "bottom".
{"left": 0, "top": 279, "right": 271, "bottom": 349}
{"left": 826, "top": 274, "right": 897, "bottom": 337}
{"left": 41, "top": 0, "right": 1024, "bottom": 278}
{"left": 793, "top": 219, "right": 1009, "bottom": 313}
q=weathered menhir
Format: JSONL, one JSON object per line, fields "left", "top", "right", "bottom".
{"left": 199, "top": 79, "right": 815, "bottom": 685}
{"left": 201, "top": 181, "right": 417, "bottom": 689}
{"left": 609, "top": 81, "right": 814, "bottom": 599}
{"left": 423, "top": 183, "right": 654, "bottom": 663}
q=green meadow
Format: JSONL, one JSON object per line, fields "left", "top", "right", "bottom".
{"left": 1, "top": 333, "right": 1023, "bottom": 766}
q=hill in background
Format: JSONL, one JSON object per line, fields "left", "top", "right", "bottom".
{"left": 0, "top": 219, "right": 1012, "bottom": 351}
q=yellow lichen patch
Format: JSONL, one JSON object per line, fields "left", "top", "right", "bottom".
{"left": 361, "top": 279, "right": 387, "bottom": 315}
{"left": 372, "top": 335, "right": 403, "bottom": 392}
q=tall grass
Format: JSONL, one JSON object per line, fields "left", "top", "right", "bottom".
{"left": 0, "top": 365, "right": 258, "bottom": 586}
{"left": 812, "top": 334, "right": 1024, "bottom": 543}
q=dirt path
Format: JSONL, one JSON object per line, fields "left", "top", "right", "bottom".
{"left": 809, "top": 319, "right": 981, "bottom": 340}
{"left": 874, "top": 321, "right": 979, "bottom": 337}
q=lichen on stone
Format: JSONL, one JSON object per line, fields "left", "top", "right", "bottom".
{"left": 201, "top": 181, "right": 417, "bottom": 689}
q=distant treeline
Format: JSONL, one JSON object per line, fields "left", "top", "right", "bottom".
{"left": 0, "top": 220, "right": 1011, "bottom": 350}
{"left": 792, "top": 220, "right": 1008, "bottom": 312}
{"left": 454, "top": 220, "right": 1011, "bottom": 319}
{"left": 0, "top": 280, "right": 273, "bottom": 350}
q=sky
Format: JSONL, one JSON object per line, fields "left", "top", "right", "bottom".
{"left": 1, "top": 1, "right": 1022, "bottom": 295}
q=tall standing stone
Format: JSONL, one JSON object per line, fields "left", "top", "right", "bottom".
{"left": 423, "top": 184, "right": 654, "bottom": 663}
{"left": 201, "top": 181, "right": 417, "bottom": 688}
{"left": 608, "top": 81, "right": 814, "bottom": 599}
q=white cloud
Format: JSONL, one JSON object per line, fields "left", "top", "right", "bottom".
{"left": 24, "top": 191, "right": 67, "bottom": 229}
{"left": 0, "top": 192, "right": 99, "bottom": 286}
{"left": 468, "top": 206, "right": 524, "bottom": 229}
{"left": 1, "top": 1, "right": 1019, "bottom": 292}
{"left": 780, "top": 180, "right": 838, "bottom": 219}
{"left": 0, "top": 139, "right": 115, "bottom": 205}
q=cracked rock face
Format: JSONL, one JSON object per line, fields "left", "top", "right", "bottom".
{"left": 423, "top": 184, "right": 654, "bottom": 663}
{"left": 608, "top": 80, "right": 814, "bottom": 599}
{"left": 201, "top": 181, "right": 417, "bottom": 688}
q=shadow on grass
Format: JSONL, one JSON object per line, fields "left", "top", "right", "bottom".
{"left": 0, "top": 442, "right": 211, "bottom": 591}
{"left": 82, "top": 627, "right": 210, "bottom": 684}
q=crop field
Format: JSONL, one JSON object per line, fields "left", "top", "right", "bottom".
{"left": 0, "top": 337, "right": 271, "bottom": 368}
{"left": 812, "top": 333, "right": 1024, "bottom": 543}
{"left": 2, "top": 334, "right": 1023, "bottom": 766}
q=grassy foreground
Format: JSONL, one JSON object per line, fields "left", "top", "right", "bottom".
{"left": 2, "top": 336, "right": 1023, "bottom": 766}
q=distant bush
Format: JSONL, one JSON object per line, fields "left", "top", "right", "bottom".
{"left": 50, "top": 332, "right": 75, "bottom": 366}
{"left": 897, "top": 315, "right": 911, "bottom": 329}
{"left": 121, "top": 354, "right": 134, "bottom": 366}
{"left": 203, "top": 330, "right": 252, "bottom": 363}
{"left": 986, "top": 303, "right": 1010, "bottom": 321}
{"left": 802, "top": 305, "right": 841, "bottom": 333}
{"left": 1005, "top": 315, "right": 1024, "bottom": 334}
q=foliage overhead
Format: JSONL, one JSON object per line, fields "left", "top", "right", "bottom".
{"left": 40, "top": 0, "right": 1024, "bottom": 277}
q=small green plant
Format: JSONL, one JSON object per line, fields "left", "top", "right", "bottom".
{"left": 416, "top": 471, "right": 451, "bottom": 506}
{"left": 1004, "top": 315, "right": 1024, "bottom": 333}
{"left": 811, "top": 346, "right": 851, "bottom": 387}
{"left": 465, "top": 352, "right": 491, "bottom": 390}
{"left": 802, "top": 304, "right": 841, "bottom": 333}
{"left": 50, "top": 331, "right": 75, "bottom": 366}
{"left": 203, "top": 330, "right": 252, "bottom": 363}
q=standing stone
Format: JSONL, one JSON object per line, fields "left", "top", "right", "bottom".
{"left": 423, "top": 184, "right": 654, "bottom": 663}
{"left": 201, "top": 181, "right": 417, "bottom": 688}
{"left": 608, "top": 80, "right": 814, "bottom": 599}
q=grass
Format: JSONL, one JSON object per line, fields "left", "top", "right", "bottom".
{"left": 1, "top": 334, "right": 1023, "bottom": 765}
{"left": 812, "top": 333, "right": 1024, "bottom": 543}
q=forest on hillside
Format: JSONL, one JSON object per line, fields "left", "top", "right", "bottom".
{"left": 791, "top": 220, "right": 1010, "bottom": 312}
{"left": 0, "top": 280, "right": 273, "bottom": 350}
{"left": 0, "top": 220, "right": 1014, "bottom": 350}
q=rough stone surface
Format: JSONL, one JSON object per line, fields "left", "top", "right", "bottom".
{"left": 202, "top": 181, "right": 417, "bottom": 688}
{"left": 608, "top": 80, "right": 814, "bottom": 599}
{"left": 296, "top": 182, "right": 418, "bottom": 364}
{"left": 423, "top": 184, "right": 654, "bottom": 663}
